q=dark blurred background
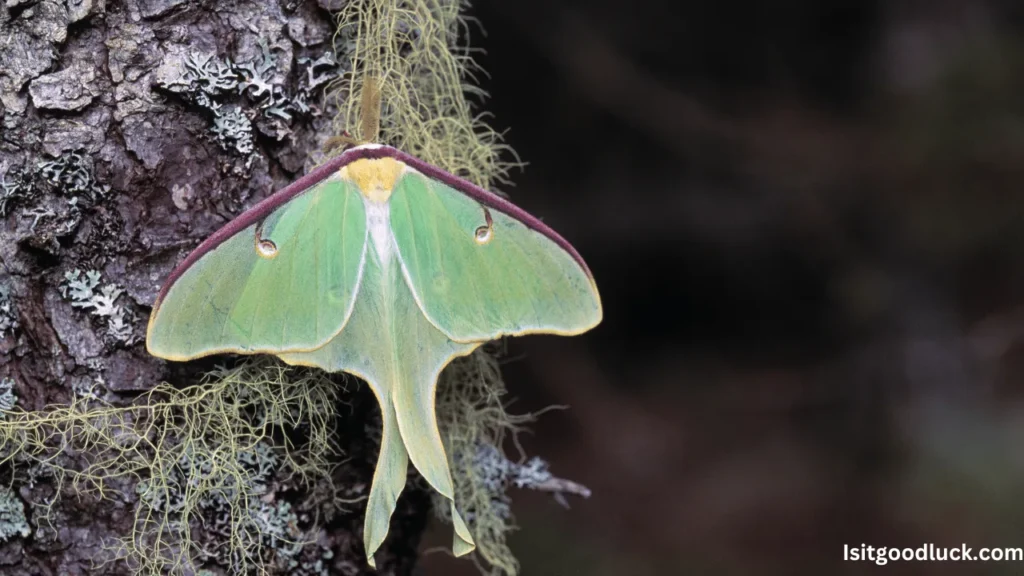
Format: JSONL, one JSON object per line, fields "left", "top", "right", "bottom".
{"left": 420, "top": 1, "right": 1024, "bottom": 574}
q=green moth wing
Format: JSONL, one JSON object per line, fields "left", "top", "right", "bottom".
{"left": 279, "top": 238, "right": 476, "bottom": 565}
{"left": 146, "top": 172, "right": 367, "bottom": 359}
{"left": 389, "top": 170, "right": 602, "bottom": 342}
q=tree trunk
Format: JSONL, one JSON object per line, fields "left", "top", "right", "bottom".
{"left": 0, "top": 0, "right": 425, "bottom": 573}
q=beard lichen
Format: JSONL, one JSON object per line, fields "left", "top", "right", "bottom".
{"left": 0, "top": 358, "right": 344, "bottom": 575}
{"left": 327, "top": 0, "right": 522, "bottom": 190}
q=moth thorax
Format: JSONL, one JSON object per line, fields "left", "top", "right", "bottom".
{"left": 365, "top": 201, "right": 393, "bottom": 264}
{"left": 339, "top": 158, "right": 404, "bottom": 204}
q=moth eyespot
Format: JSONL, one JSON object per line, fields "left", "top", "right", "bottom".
{"left": 474, "top": 225, "right": 492, "bottom": 244}
{"left": 254, "top": 220, "right": 278, "bottom": 258}
{"left": 256, "top": 240, "right": 278, "bottom": 258}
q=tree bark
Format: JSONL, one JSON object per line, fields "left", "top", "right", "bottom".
{"left": 0, "top": 0, "right": 425, "bottom": 573}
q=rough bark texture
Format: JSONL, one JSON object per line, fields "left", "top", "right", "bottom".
{"left": 0, "top": 0, "right": 428, "bottom": 573}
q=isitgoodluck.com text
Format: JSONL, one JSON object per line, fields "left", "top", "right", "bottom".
{"left": 844, "top": 544, "right": 1023, "bottom": 566}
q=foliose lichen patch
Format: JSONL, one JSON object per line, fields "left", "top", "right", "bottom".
{"left": 157, "top": 41, "right": 343, "bottom": 169}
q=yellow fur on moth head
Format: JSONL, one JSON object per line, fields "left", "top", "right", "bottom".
{"left": 339, "top": 158, "right": 405, "bottom": 203}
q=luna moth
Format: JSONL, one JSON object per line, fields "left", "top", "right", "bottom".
{"left": 145, "top": 143, "right": 602, "bottom": 566}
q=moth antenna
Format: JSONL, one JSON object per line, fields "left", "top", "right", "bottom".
{"left": 360, "top": 75, "right": 382, "bottom": 143}
{"left": 323, "top": 131, "right": 360, "bottom": 154}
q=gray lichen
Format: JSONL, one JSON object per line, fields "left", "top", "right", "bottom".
{"left": 239, "top": 41, "right": 334, "bottom": 124}
{"left": 210, "top": 105, "right": 257, "bottom": 160}
{"left": 438, "top": 433, "right": 590, "bottom": 573}
{"left": 161, "top": 52, "right": 239, "bottom": 107}
{"left": 294, "top": 51, "right": 339, "bottom": 116}
{"left": 465, "top": 444, "right": 588, "bottom": 506}
{"left": 237, "top": 42, "right": 279, "bottom": 104}
{"left": 158, "top": 52, "right": 256, "bottom": 166}
{"left": 252, "top": 500, "right": 303, "bottom": 560}
{"left": 464, "top": 444, "right": 515, "bottom": 522}
{"left": 22, "top": 205, "right": 56, "bottom": 230}
{"left": 450, "top": 443, "right": 540, "bottom": 523}
{"left": 0, "top": 284, "right": 18, "bottom": 339}
{"left": 61, "top": 269, "right": 102, "bottom": 306}
{"left": 70, "top": 370, "right": 106, "bottom": 402}
{"left": 60, "top": 269, "right": 137, "bottom": 345}
{"left": 0, "top": 378, "right": 16, "bottom": 417}
{"left": 288, "top": 543, "right": 334, "bottom": 576}
{"left": 107, "top": 307, "right": 135, "bottom": 343}
{"left": 0, "top": 486, "right": 30, "bottom": 542}
{"left": 156, "top": 41, "right": 341, "bottom": 168}
{"left": 0, "top": 166, "right": 34, "bottom": 218}
{"left": 509, "top": 455, "right": 556, "bottom": 490}
{"left": 1, "top": 151, "right": 109, "bottom": 251}
{"left": 37, "top": 151, "right": 110, "bottom": 205}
